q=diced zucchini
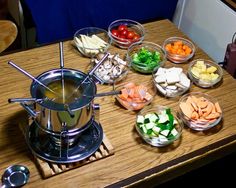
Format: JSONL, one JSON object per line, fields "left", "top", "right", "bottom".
{"left": 144, "top": 113, "right": 153, "bottom": 119}
{"left": 171, "top": 128, "right": 178, "bottom": 137}
{"left": 149, "top": 113, "right": 158, "bottom": 122}
{"left": 159, "top": 134, "right": 169, "bottom": 142}
{"left": 158, "top": 123, "right": 167, "bottom": 131}
{"left": 141, "top": 126, "right": 147, "bottom": 134}
{"left": 138, "top": 123, "right": 145, "bottom": 129}
{"left": 160, "top": 129, "right": 170, "bottom": 137}
{"left": 147, "top": 129, "right": 153, "bottom": 135}
{"left": 145, "top": 122, "right": 156, "bottom": 130}
{"left": 173, "top": 119, "right": 178, "bottom": 125}
{"left": 137, "top": 115, "right": 145, "bottom": 124}
{"left": 151, "top": 131, "right": 158, "bottom": 137}
{"left": 158, "top": 113, "right": 169, "bottom": 123}
{"left": 144, "top": 118, "right": 150, "bottom": 124}
{"left": 152, "top": 126, "right": 161, "bottom": 134}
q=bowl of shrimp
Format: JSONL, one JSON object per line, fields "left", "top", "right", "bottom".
{"left": 114, "top": 80, "right": 156, "bottom": 111}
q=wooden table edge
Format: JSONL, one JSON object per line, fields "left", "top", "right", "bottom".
{"left": 106, "top": 134, "right": 236, "bottom": 187}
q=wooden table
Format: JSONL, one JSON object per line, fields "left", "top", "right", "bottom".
{"left": 0, "top": 20, "right": 17, "bottom": 53}
{"left": 0, "top": 19, "right": 236, "bottom": 187}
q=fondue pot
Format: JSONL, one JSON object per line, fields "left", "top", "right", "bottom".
{"left": 21, "top": 68, "right": 97, "bottom": 135}
{"left": 8, "top": 47, "right": 112, "bottom": 163}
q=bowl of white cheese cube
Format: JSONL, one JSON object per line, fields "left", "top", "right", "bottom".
{"left": 153, "top": 66, "right": 191, "bottom": 98}
{"left": 74, "top": 27, "right": 111, "bottom": 58}
{"left": 188, "top": 59, "right": 223, "bottom": 88}
{"left": 135, "top": 105, "right": 183, "bottom": 147}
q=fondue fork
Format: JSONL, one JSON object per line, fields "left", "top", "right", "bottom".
{"left": 59, "top": 42, "right": 66, "bottom": 104}
{"left": 65, "top": 52, "right": 110, "bottom": 100}
{"left": 8, "top": 61, "right": 59, "bottom": 96}
{"left": 8, "top": 98, "right": 44, "bottom": 103}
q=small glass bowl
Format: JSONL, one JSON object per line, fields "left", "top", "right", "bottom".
{"left": 152, "top": 66, "right": 191, "bottom": 98}
{"left": 188, "top": 59, "right": 223, "bottom": 88}
{"left": 114, "top": 80, "right": 156, "bottom": 111}
{"left": 163, "top": 37, "right": 195, "bottom": 63}
{"left": 91, "top": 52, "right": 129, "bottom": 84}
{"left": 135, "top": 105, "right": 183, "bottom": 147}
{"left": 73, "top": 27, "right": 111, "bottom": 57}
{"left": 108, "top": 19, "right": 145, "bottom": 49}
{"left": 178, "top": 92, "right": 223, "bottom": 131}
{"left": 127, "top": 41, "right": 166, "bottom": 74}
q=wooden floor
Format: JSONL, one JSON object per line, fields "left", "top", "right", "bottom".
{"left": 158, "top": 151, "right": 236, "bottom": 187}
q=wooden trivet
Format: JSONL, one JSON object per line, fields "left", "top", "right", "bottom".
{"left": 19, "top": 118, "right": 115, "bottom": 178}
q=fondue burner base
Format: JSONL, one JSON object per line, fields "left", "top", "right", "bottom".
{"left": 26, "top": 120, "right": 103, "bottom": 163}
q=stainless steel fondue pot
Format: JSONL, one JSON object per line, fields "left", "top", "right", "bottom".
{"left": 7, "top": 48, "right": 112, "bottom": 163}
{"left": 21, "top": 68, "right": 97, "bottom": 135}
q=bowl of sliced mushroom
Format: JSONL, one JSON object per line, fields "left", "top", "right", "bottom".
{"left": 90, "top": 52, "right": 129, "bottom": 84}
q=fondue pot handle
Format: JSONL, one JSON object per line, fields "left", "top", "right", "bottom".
{"left": 20, "top": 103, "right": 38, "bottom": 118}
{"left": 93, "top": 104, "right": 100, "bottom": 122}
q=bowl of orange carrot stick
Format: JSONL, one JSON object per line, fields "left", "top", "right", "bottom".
{"left": 178, "top": 92, "right": 223, "bottom": 131}
{"left": 114, "top": 80, "right": 156, "bottom": 111}
{"left": 163, "top": 37, "right": 195, "bottom": 64}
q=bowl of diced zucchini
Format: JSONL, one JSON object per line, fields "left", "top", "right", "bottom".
{"left": 135, "top": 105, "right": 183, "bottom": 147}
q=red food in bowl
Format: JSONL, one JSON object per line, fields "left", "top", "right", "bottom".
{"left": 108, "top": 19, "right": 145, "bottom": 49}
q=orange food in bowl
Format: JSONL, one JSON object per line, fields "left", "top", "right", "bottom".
{"left": 165, "top": 40, "right": 192, "bottom": 56}
{"left": 116, "top": 82, "right": 153, "bottom": 110}
{"left": 179, "top": 93, "right": 222, "bottom": 129}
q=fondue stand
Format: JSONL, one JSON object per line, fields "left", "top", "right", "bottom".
{"left": 8, "top": 49, "right": 113, "bottom": 164}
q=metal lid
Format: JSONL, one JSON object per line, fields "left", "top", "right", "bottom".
{"left": 1, "top": 165, "right": 30, "bottom": 187}
{"left": 30, "top": 68, "right": 97, "bottom": 111}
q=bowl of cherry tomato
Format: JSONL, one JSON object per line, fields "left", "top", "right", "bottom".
{"left": 108, "top": 19, "right": 145, "bottom": 49}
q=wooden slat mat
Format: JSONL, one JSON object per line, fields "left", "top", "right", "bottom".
{"left": 19, "top": 118, "right": 115, "bottom": 178}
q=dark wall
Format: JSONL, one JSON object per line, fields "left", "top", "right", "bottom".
{"left": 24, "top": 0, "right": 178, "bottom": 44}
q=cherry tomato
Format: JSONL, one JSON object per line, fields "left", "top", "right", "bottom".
{"left": 111, "top": 29, "right": 119, "bottom": 37}
{"left": 133, "top": 34, "right": 140, "bottom": 41}
{"left": 120, "top": 29, "right": 128, "bottom": 36}
{"left": 118, "top": 35, "right": 127, "bottom": 39}
{"left": 127, "top": 30, "right": 135, "bottom": 39}
{"left": 118, "top": 24, "right": 128, "bottom": 32}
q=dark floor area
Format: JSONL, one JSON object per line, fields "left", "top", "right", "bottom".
{"left": 157, "top": 151, "right": 236, "bottom": 187}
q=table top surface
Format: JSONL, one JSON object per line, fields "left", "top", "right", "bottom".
{"left": 0, "top": 20, "right": 18, "bottom": 53}
{"left": 0, "top": 19, "right": 236, "bottom": 188}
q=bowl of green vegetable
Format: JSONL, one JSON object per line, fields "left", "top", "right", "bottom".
{"left": 127, "top": 41, "right": 166, "bottom": 74}
{"left": 135, "top": 105, "right": 183, "bottom": 147}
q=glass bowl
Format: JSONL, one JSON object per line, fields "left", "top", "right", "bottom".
{"left": 114, "top": 80, "right": 156, "bottom": 111}
{"left": 153, "top": 66, "right": 191, "bottom": 98}
{"left": 178, "top": 92, "right": 223, "bottom": 131}
{"left": 73, "top": 27, "right": 111, "bottom": 57}
{"left": 135, "top": 105, "right": 183, "bottom": 147}
{"left": 127, "top": 41, "right": 166, "bottom": 74}
{"left": 108, "top": 19, "right": 145, "bottom": 49}
{"left": 163, "top": 37, "right": 195, "bottom": 63}
{"left": 188, "top": 59, "right": 223, "bottom": 88}
{"left": 91, "top": 52, "right": 129, "bottom": 84}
